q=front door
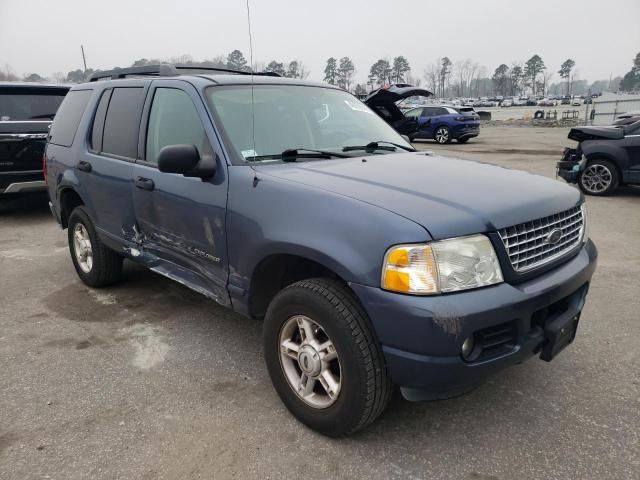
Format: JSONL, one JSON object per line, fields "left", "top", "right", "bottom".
{"left": 416, "top": 107, "right": 434, "bottom": 138}
{"left": 131, "top": 81, "right": 230, "bottom": 305}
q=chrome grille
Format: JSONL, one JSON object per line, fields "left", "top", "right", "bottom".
{"left": 498, "top": 205, "right": 584, "bottom": 272}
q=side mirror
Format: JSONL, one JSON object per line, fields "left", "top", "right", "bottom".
{"left": 157, "top": 144, "right": 215, "bottom": 179}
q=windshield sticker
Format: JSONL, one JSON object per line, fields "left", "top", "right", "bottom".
{"left": 241, "top": 149, "right": 258, "bottom": 159}
{"left": 344, "top": 100, "right": 374, "bottom": 114}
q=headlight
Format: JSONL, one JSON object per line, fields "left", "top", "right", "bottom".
{"left": 381, "top": 234, "right": 503, "bottom": 295}
{"left": 581, "top": 202, "right": 589, "bottom": 243}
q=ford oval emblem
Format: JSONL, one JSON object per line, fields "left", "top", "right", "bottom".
{"left": 545, "top": 229, "right": 563, "bottom": 245}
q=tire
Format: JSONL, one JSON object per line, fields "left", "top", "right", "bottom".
{"left": 457, "top": 137, "right": 470, "bottom": 144}
{"left": 68, "top": 206, "right": 123, "bottom": 287}
{"left": 578, "top": 159, "right": 619, "bottom": 196}
{"left": 263, "top": 278, "right": 392, "bottom": 437}
{"left": 434, "top": 126, "right": 451, "bottom": 144}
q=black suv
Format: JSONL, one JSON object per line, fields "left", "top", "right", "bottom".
{"left": 47, "top": 65, "right": 597, "bottom": 436}
{"left": 1, "top": 82, "right": 69, "bottom": 195}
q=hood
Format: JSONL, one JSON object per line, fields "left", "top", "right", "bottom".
{"left": 568, "top": 125, "right": 624, "bottom": 142}
{"left": 256, "top": 152, "right": 581, "bottom": 240}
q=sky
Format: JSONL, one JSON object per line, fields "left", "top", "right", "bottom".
{"left": 1, "top": 0, "right": 639, "bottom": 85}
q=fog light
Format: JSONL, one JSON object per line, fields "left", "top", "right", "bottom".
{"left": 461, "top": 335, "right": 476, "bottom": 361}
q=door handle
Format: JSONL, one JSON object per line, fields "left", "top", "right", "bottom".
{"left": 77, "top": 161, "right": 92, "bottom": 173}
{"left": 135, "top": 176, "right": 155, "bottom": 191}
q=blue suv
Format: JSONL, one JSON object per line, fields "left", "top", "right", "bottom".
{"left": 46, "top": 64, "right": 596, "bottom": 437}
{"left": 405, "top": 105, "right": 480, "bottom": 144}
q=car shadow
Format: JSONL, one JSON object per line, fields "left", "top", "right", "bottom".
{"left": 613, "top": 185, "right": 640, "bottom": 197}
{"left": 0, "top": 192, "right": 51, "bottom": 219}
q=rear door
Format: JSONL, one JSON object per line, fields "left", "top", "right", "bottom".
{"left": 131, "top": 80, "right": 230, "bottom": 305}
{"left": 79, "top": 84, "right": 147, "bottom": 244}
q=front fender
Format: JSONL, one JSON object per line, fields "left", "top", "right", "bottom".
{"left": 581, "top": 140, "right": 628, "bottom": 176}
{"left": 226, "top": 166, "right": 429, "bottom": 291}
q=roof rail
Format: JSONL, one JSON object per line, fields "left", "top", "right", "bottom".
{"left": 88, "top": 64, "right": 281, "bottom": 82}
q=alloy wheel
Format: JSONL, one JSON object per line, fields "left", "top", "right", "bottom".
{"left": 73, "top": 223, "right": 93, "bottom": 273}
{"left": 279, "top": 315, "right": 341, "bottom": 409}
{"left": 435, "top": 128, "right": 449, "bottom": 144}
{"left": 581, "top": 164, "right": 612, "bottom": 194}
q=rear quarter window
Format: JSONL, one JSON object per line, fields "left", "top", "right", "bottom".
{"left": 101, "top": 87, "right": 145, "bottom": 159}
{"left": 49, "top": 90, "right": 92, "bottom": 147}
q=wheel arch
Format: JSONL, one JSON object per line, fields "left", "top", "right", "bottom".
{"left": 247, "top": 251, "right": 352, "bottom": 320}
{"left": 58, "top": 187, "right": 86, "bottom": 229}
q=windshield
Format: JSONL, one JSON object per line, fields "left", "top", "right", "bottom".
{"left": 0, "top": 91, "right": 67, "bottom": 121}
{"left": 205, "top": 85, "right": 412, "bottom": 162}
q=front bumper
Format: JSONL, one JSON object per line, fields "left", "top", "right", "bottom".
{"left": 556, "top": 148, "right": 585, "bottom": 184}
{"left": 350, "top": 240, "right": 597, "bottom": 396}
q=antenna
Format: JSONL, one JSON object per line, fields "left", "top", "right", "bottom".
{"left": 80, "top": 45, "right": 88, "bottom": 71}
{"left": 246, "top": 0, "right": 257, "bottom": 171}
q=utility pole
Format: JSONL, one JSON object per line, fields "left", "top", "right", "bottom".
{"left": 584, "top": 88, "right": 591, "bottom": 125}
{"left": 80, "top": 45, "right": 87, "bottom": 72}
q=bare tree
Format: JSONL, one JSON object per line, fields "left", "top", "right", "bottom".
{"left": 542, "top": 69, "right": 554, "bottom": 97}
{"left": 50, "top": 72, "right": 66, "bottom": 84}
{"left": 423, "top": 59, "right": 441, "bottom": 96}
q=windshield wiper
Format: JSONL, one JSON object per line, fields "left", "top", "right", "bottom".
{"left": 342, "top": 141, "right": 415, "bottom": 153}
{"left": 281, "top": 148, "right": 349, "bottom": 162}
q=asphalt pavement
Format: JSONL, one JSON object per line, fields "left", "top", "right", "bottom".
{"left": 0, "top": 126, "right": 638, "bottom": 479}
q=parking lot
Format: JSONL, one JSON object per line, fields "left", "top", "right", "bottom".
{"left": 0, "top": 125, "right": 638, "bottom": 479}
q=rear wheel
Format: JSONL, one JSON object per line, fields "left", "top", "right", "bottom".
{"left": 434, "top": 126, "right": 451, "bottom": 144}
{"left": 263, "top": 278, "right": 391, "bottom": 437}
{"left": 68, "top": 206, "right": 123, "bottom": 287}
{"left": 578, "top": 159, "right": 619, "bottom": 196}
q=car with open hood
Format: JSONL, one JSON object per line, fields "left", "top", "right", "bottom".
{"left": 363, "top": 84, "right": 432, "bottom": 137}
{"left": 47, "top": 64, "right": 597, "bottom": 437}
{"left": 557, "top": 121, "right": 640, "bottom": 195}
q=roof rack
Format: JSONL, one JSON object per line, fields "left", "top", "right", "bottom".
{"left": 88, "top": 64, "right": 281, "bottom": 82}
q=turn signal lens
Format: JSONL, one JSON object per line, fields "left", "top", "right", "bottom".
{"left": 382, "top": 245, "right": 439, "bottom": 294}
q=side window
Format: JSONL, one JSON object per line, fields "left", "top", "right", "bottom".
{"left": 90, "top": 89, "right": 111, "bottom": 152}
{"left": 145, "top": 88, "right": 207, "bottom": 165}
{"left": 48, "top": 90, "right": 92, "bottom": 147}
{"left": 102, "top": 87, "right": 145, "bottom": 159}
{"left": 405, "top": 108, "right": 422, "bottom": 119}
{"left": 423, "top": 107, "right": 434, "bottom": 117}
{"left": 434, "top": 108, "right": 448, "bottom": 116}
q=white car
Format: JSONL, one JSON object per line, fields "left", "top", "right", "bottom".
{"left": 501, "top": 99, "right": 513, "bottom": 107}
{"left": 572, "top": 97, "right": 582, "bottom": 106}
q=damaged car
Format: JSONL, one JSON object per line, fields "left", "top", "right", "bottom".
{"left": 47, "top": 65, "right": 596, "bottom": 436}
{"left": 557, "top": 120, "right": 640, "bottom": 195}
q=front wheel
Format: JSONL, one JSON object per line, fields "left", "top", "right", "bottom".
{"left": 578, "top": 159, "right": 619, "bottom": 196}
{"left": 434, "top": 126, "right": 451, "bottom": 144}
{"left": 68, "top": 206, "right": 123, "bottom": 287}
{"left": 263, "top": 278, "right": 391, "bottom": 437}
